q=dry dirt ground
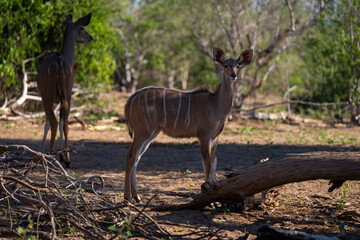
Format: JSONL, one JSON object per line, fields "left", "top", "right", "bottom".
{"left": 1, "top": 92, "right": 360, "bottom": 239}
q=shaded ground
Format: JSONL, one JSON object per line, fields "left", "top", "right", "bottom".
{"left": 1, "top": 93, "right": 360, "bottom": 239}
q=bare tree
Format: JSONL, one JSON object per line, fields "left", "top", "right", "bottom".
{"left": 0, "top": 51, "right": 49, "bottom": 119}
{"left": 114, "top": 4, "right": 162, "bottom": 93}
{"left": 189, "top": 0, "right": 332, "bottom": 113}
{"left": 115, "top": 29, "right": 149, "bottom": 93}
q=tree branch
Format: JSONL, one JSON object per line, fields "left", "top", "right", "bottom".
{"left": 254, "top": 0, "right": 330, "bottom": 62}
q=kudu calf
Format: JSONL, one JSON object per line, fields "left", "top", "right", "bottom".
{"left": 37, "top": 13, "right": 93, "bottom": 167}
{"left": 124, "top": 47, "right": 253, "bottom": 202}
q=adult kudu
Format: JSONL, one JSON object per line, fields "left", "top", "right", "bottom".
{"left": 124, "top": 47, "right": 253, "bottom": 202}
{"left": 37, "top": 13, "right": 93, "bottom": 167}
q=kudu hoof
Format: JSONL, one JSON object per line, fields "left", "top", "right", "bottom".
{"left": 201, "top": 180, "right": 218, "bottom": 193}
{"left": 134, "top": 195, "right": 142, "bottom": 203}
{"left": 124, "top": 196, "right": 131, "bottom": 202}
{"left": 124, "top": 195, "right": 142, "bottom": 203}
{"left": 59, "top": 155, "right": 70, "bottom": 168}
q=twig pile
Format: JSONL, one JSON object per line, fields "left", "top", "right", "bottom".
{"left": 0, "top": 144, "right": 170, "bottom": 239}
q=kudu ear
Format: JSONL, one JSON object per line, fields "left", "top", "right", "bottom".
{"left": 213, "top": 47, "right": 225, "bottom": 66}
{"left": 64, "top": 14, "right": 73, "bottom": 26}
{"left": 75, "top": 13, "right": 92, "bottom": 27}
{"left": 237, "top": 49, "right": 253, "bottom": 65}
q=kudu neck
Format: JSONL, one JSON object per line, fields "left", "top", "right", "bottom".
{"left": 60, "top": 27, "right": 76, "bottom": 66}
{"left": 215, "top": 75, "right": 234, "bottom": 116}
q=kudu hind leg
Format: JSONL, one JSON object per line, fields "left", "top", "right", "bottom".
{"left": 40, "top": 120, "right": 50, "bottom": 152}
{"left": 125, "top": 138, "right": 145, "bottom": 202}
{"left": 42, "top": 104, "right": 58, "bottom": 154}
{"left": 59, "top": 103, "right": 71, "bottom": 167}
{"left": 125, "top": 130, "right": 159, "bottom": 202}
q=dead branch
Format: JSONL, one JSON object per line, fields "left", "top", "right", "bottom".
{"left": 0, "top": 144, "right": 221, "bottom": 239}
{"left": 127, "top": 196, "right": 169, "bottom": 237}
{"left": 0, "top": 51, "right": 49, "bottom": 118}
{"left": 10, "top": 51, "right": 50, "bottom": 110}
{"left": 154, "top": 151, "right": 360, "bottom": 211}
{"left": 0, "top": 227, "right": 51, "bottom": 239}
{"left": 68, "top": 219, "right": 100, "bottom": 240}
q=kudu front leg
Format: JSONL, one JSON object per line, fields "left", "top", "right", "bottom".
{"left": 209, "top": 137, "right": 218, "bottom": 182}
{"left": 200, "top": 137, "right": 219, "bottom": 208}
{"left": 200, "top": 138, "right": 213, "bottom": 182}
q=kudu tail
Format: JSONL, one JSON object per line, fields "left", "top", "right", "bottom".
{"left": 54, "top": 58, "right": 71, "bottom": 111}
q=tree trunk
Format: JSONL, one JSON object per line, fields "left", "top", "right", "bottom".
{"left": 181, "top": 61, "right": 189, "bottom": 90}
{"left": 167, "top": 69, "right": 176, "bottom": 89}
{"left": 350, "top": 103, "right": 360, "bottom": 126}
{"left": 130, "top": 74, "right": 138, "bottom": 93}
{"left": 155, "top": 151, "right": 360, "bottom": 211}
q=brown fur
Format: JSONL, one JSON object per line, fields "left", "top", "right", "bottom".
{"left": 124, "top": 48, "right": 253, "bottom": 202}
{"left": 37, "top": 13, "right": 92, "bottom": 167}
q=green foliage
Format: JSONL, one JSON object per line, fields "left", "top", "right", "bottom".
{"left": 2, "top": 0, "right": 359, "bottom": 117}
{"left": 108, "top": 220, "right": 132, "bottom": 239}
{"left": 16, "top": 214, "right": 35, "bottom": 239}
{"left": 222, "top": 202, "right": 230, "bottom": 215}
{"left": 336, "top": 182, "right": 350, "bottom": 210}
{"left": 291, "top": 0, "right": 359, "bottom": 105}
{"left": 0, "top": 0, "right": 118, "bottom": 101}
{"left": 0, "top": 0, "right": 53, "bottom": 98}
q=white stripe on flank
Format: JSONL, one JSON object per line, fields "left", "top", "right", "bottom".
{"left": 129, "top": 88, "right": 151, "bottom": 130}
{"left": 153, "top": 90, "right": 157, "bottom": 123}
{"left": 129, "top": 90, "right": 141, "bottom": 112}
{"left": 163, "top": 89, "right": 166, "bottom": 125}
{"left": 138, "top": 91, "right": 150, "bottom": 132}
{"left": 144, "top": 90, "right": 151, "bottom": 130}
{"left": 129, "top": 86, "right": 200, "bottom": 128}
{"left": 129, "top": 86, "right": 157, "bottom": 111}
{"left": 174, "top": 92, "right": 182, "bottom": 128}
{"left": 185, "top": 94, "right": 191, "bottom": 127}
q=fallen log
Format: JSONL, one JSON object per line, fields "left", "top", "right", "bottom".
{"left": 155, "top": 151, "right": 360, "bottom": 211}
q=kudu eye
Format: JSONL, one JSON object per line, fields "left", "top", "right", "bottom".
{"left": 224, "top": 65, "right": 229, "bottom": 69}
{"left": 236, "top": 65, "right": 240, "bottom": 69}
